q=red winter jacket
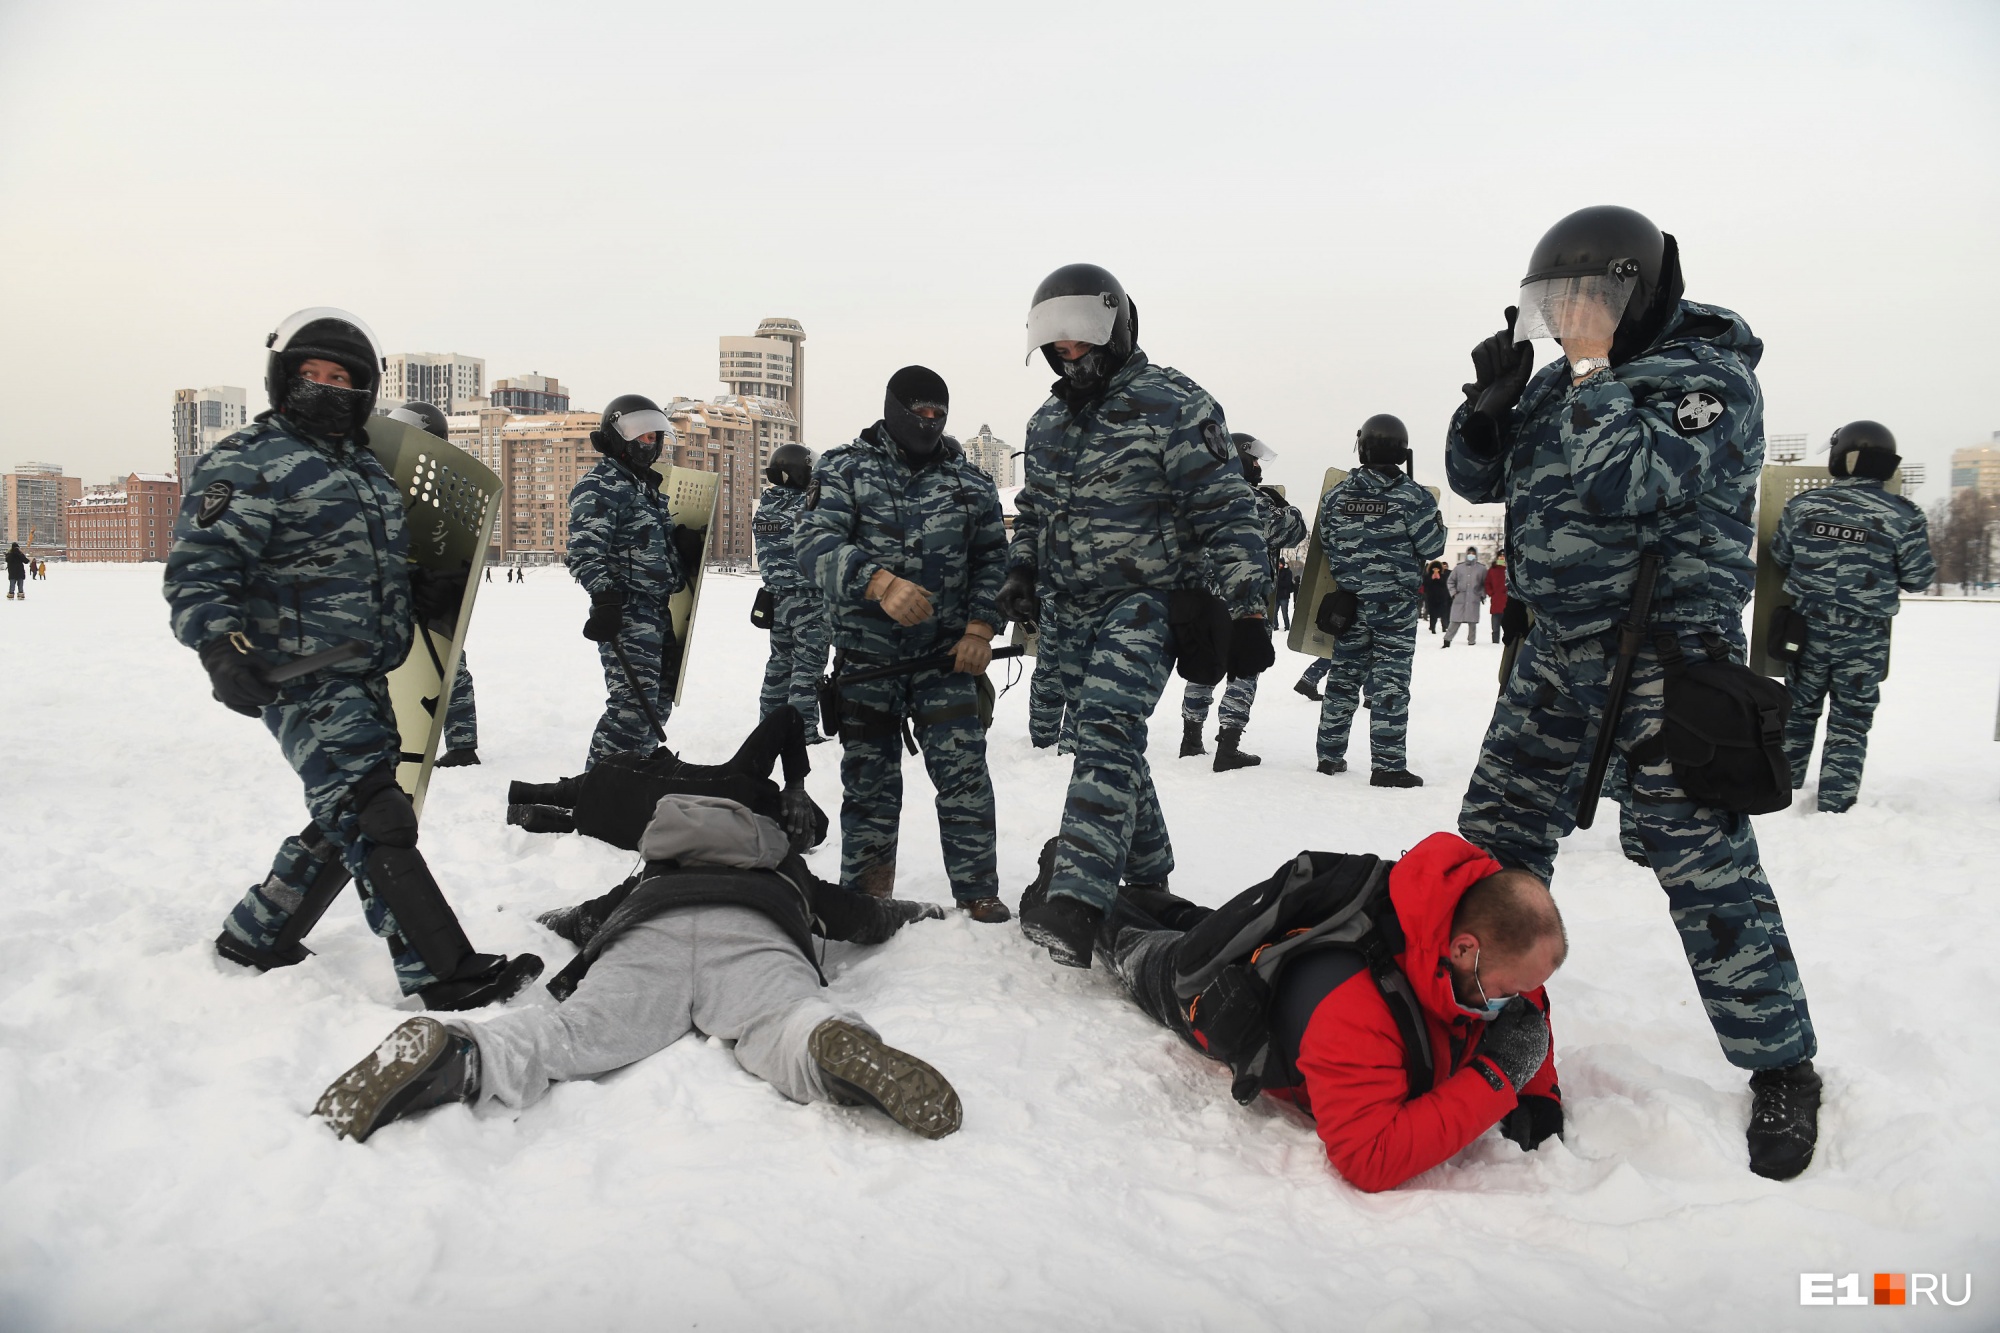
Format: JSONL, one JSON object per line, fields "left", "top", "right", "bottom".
{"left": 1484, "top": 561, "right": 1509, "bottom": 614}
{"left": 1270, "top": 832, "right": 1558, "bottom": 1192}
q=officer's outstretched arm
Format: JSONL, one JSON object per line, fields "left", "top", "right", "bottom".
{"left": 1560, "top": 351, "right": 1759, "bottom": 518}
{"left": 165, "top": 449, "right": 282, "bottom": 653}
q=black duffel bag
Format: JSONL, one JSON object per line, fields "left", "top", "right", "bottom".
{"left": 1316, "top": 587, "right": 1359, "bottom": 636}
{"left": 1169, "top": 587, "right": 1232, "bottom": 685}
{"left": 1654, "top": 633, "right": 1793, "bottom": 815}
{"left": 1767, "top": 604, "right": 1808, "bottom": 665}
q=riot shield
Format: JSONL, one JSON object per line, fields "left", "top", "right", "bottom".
{"left": 366, "top": 416, "right": 501, "bottom": 816}
{"left": 650, "top": 463, "right": 719, "bottom": 705}
{"left": 1286, "top": 468, "right": 1349, "bottom": 658}
{"left": 1749, "top": 464, "right": 1903, "bottom": 679}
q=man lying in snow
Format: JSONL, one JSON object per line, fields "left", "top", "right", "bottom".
{"left": 313, "top": 791, "right": 958, "bottom": 1143}
{"left": 506, "top": 703, "right": 828, "bottom": 853}
{"left": 1076, "top": 830, "right": 1564, "bottom": 1192}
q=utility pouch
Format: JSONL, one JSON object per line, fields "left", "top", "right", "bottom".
{"left": 816, "top": 651, "right": 845, "bottom": 739}
{"left": 1656, "top": 633, "right": 1793, "bottom": 815}
{"left": 750, "top": 587, "right": 775, "bottom": 630}
{"left": 1169, "top": 587, "right": 1232, "bottom": 685}
{"left": 1768, "top": 605, "right": 1808, "bottom": 665}
{"left": 1316, "top": 587, "right": 1359, "bottom": 636}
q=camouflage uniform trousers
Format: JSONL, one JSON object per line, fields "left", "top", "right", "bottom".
{"left": 1180, "top": 676, "right": 1258, "bottom": 731}
{"left": 1045, "top": 591, "right": 1176, "bottom": 912}
{"left": 443, "top": 653, "right": 478, "bottom": 752}
{"left": 759, "top": 589, "right": 830, "bottom": 726}
{"left": 588, "top": 595, "right": 675, "bottom": 770}
{"left": 1460, "top": 622, "right": 1816, "bottom": 1071}
{"left": 1783, "top": 614, "right": 1891, "bottom": 813}
{"left": 1298, "top": 657, "right": 1332, "bottom": 687}
{"left": 835, "top": 662, "right": 997, "bottom": 902}
{"left": 221, "top": 675, "right": 437, "bottom": 993}
{"left": 1317, "top": 601, "right": 1419, "bottom": 770}
{"left": 1027, "top": 603, "right": 1075, "bottom": 752}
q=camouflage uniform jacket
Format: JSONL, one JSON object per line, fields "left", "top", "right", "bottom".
{"left": 567, "top": 456, "right": 683, "bottom": 602}
{"left": 1772, "top": 477, "right": 1935, "bottom": 624}
{"left": 1318, "top": 466, "right": 1447, "bottom": 600}
{"left": 752, "top": 485, "right": 809, "bottom": 593}
{"left": 164, "top": 413, "right": 412, "bottom": 678}
{"left": 1445, "top": 300, "right": 1765, "bottom": 640}
{"left": 796, "top": 425, "right": 1008, "bottom": 659}
{"left": 1010, "top": 352, "right": 1270, "bottom": 616}
{"left": 1256, "top": 484, "right": 1309, "bottom": 570}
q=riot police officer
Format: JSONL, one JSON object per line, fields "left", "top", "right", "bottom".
{"left": 753, "top": 443, "right": 829, "bottom": 732}
{"left": 386, "top": 399, "right": 482, "bottom": 767}
{"left": 568, "top": 394, "right": 686, "bottom": 769}
{"left": 165, "top": 308, "right": 538, "bottom": 1008}
{"left": 1003, "top": 263, "right": 1270, "bottom": 968}
{"left": 1314, "top": 414, "right": 1445, "bottom": 785}
{"left": 1445, "top": 206, "right": 1821, "bottom": 1180}
{"left": 1771, "top": 421, "right": 1935, "bottom": 812}
{"left": 1178, "top": 432, "right": 1306, "bottom": 771}
{"left": 796, "top": 366, "right": 1013, "bottom": 923}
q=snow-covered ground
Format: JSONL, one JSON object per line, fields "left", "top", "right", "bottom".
{"left": 2, "top": 565, "right": 1993, "bottom": 1331}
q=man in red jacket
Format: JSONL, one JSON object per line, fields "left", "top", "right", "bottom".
{"left": 1101, "top": 831, "right": 1564, "bottom": 1192}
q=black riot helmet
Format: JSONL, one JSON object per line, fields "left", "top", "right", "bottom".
{"left": 883, "top": 365, "right": 949, "bottom": 459}
{"left": 1025, "top": 263, "right": 1139, "bottom": 390}
{"left": 263, "top": 307, "right": 385, "bottom": 437}
{"left": 1356, "top": 414, "right": 1411, "bottom": 471}
{"left": 387, "top": 399, "right": 450, "bottom": 440}
{"left": 1828, "top": 420, "right": 1901, "bottom": 481}
{"left": 592, "top": 393, "right": 674, "bottom": 471}
{"left": 766, "top": 442, "right": 813, "bottom": 489}
{"left": 1515, "top": 206, "right": 1684, "bottom": 365}
{"left": 1231, "top": 432, "right": 1275, "bottom": 484}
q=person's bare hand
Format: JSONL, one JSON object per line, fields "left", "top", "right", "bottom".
{"left": 951, "top": 632, "right": 993, "bottom": 674}
{"left": 866, "top": 569, "right": 934, "bottom": 626}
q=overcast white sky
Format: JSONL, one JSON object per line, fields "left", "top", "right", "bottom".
{"left": 1, "top": 0, "right": 1994, "bottom": 505}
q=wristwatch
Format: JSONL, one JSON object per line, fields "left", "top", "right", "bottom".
{"left": 1570, "top": 357, "right": 1611, "bottom": 379}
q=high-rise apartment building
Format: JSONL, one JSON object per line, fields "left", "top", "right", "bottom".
{"left": 489, "top": 373, "right": 569, "bottom": 414}
{"left": 68, "top": 472, "right": 181, "bottom": 562}
{"left": 719, "top": 318, "right": 806, "bottom": 443}
{"left": 666, "top": 398, "right": 768, "bottom": 565}
{"left": 379, "top": 353, "right": 485, "bottom": 413}
{"left": 961, "top": 424, "right": 1015, "bottom": 487}
{"left": 172, "top": 386, "right": 249, "bottom": 488}
{"left": 1950, "top": 437, "right": 2000, "bottom": 497}
{"left": 3, "top": 463, "right": 84, "bottom": 558}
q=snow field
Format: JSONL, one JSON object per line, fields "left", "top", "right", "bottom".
{"left": 0, "top": 565, "right": 1994, "bottom": 1331}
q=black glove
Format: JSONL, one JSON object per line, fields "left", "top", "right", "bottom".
{"left": 779, "top": 785, "right": 818, "bottom": 853}
{"left": 199, "top": 636, "right": 277, "bottom": 717}
{"left": 1226, "top": 616, "right": 1274, "bottom": 680}
{"left": 582, "top": 588, "right": 626, "bottom": 642}
{"left": 673, "top": 526, "right": 707, "bottom": 578}
{"left": 1499, "top": 1093, "right": 1564, "bottom": 1150}
{"left": 1477, "top": 997, "right": 1551, "bottom": 1092}
{"left": 1502, "top": 600, "right": 1530, "bottom": 645}
{"left": 1458, "top": 307, "right": 1535, "bottom": 461}
{"left": 407, "top": 564, "right": 469, "bottom": 624}
{"left": 995, "top": 566, "right": 1038, "bottom": 628}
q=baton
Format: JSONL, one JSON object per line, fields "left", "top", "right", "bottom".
{"left": 263, "top": 640, "right": 369, "bottom": 684}
{"left": 835, "top": 644, "right": 1025, "bottom": 687}
{"left": 1575, "top": 552, "right": 1661, "bottom": 830}
{"left": 608, "top": 637, "right": 668, "bottom": 743}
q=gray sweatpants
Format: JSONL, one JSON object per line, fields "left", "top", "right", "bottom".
{"left": 458, "top": 905, "right": 869, "bottom": 1109}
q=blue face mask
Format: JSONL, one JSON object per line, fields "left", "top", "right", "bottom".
{"left": 1454, "top": 947, "right": 1516, "bottom": 1022}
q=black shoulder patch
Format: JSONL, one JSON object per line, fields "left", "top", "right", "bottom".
{"left": 1200, "top": 418, "right": 1232, "bottom": 463}
{"left": 195, "top": 481, "right": 234, "bottom": 528}
{"left": 1674, "top": 391, "right": 1725, "bottom": 434}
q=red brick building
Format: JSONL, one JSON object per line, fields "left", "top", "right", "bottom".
{"left": 68, "top": 472, "right": 181, "bottom": 562}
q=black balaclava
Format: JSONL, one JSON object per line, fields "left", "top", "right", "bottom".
{"left": 285, "top": 375, "right": 373, "bottom": 440}
{"left": 884, "top": 365, "right": 949, "bottom": 460}
{"left": 279, "top": 315, "right": 379, "bottom": 440}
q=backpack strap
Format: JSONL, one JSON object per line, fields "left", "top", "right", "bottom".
{"left": 1368, "top": 955, "right": 1435, "bottom": 1099}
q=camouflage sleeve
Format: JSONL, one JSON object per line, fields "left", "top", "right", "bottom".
{"left": 1168, "top": 406, "right": 1269, "bottom": 616}
{"left": 1897, "top": 506, "right": 1937, "bottom": 592}
{"left": 1445, "top": 400, "right": 1510, "bottom": 506}
{"left": 1770, "top": 504, "right": 1795, "bottom": 571}
{"left": 966, "top": 478, "right": 1009, "bottom": 630}
{"left": 1267, "top": 491, "right": 1308, "bottom": 552}
{"left": 565, "top": 473, "right": 621, "bottom": 597}
{"left": 163, "top": 445, "right": 280, "bottom": 652}
{"left": 795, "top": 457, "right": 879, "bottom": 605}
{"left": 1560, "top": 353, "right": 1758, "bottom": 517}
{"left": 1407, "top": 487, "right": 1447, "bottom": 563}
{"left": 1008, "top": 439, "right": 1044, "bottom": 574}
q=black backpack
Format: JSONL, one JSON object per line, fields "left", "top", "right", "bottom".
{"left": 1171, "top": 851, "right": 1435, "bottom": 1105}
{"left": 1653, "top": 633, "right": 1793, "bottom": 815}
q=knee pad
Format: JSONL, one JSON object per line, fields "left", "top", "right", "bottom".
{"left": 353, "top": 769, "right": 419, "bottom": 847}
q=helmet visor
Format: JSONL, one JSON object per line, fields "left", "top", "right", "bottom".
{"left": 1513, "top": 271, "right": 1637, "bottom": 344}
{"left": 611, "top": 408, "right": 673, "bottom": 443}
{"left": 1024, "top": 293, "right": 1119, "bottom": 361}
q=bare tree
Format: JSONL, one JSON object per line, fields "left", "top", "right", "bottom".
{"left": 1930, "top": 490, "right": 1996, "bottom": 590}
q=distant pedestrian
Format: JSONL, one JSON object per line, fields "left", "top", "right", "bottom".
{"left": 1422, "top": 560, "right": 1450, "bottom": 633}
{"left": 484, "top": 566, "right": 492, "bottom": 583}
{"left": 1485, "top": 553, "right": 1509, "bottom": 641}
{"left": 1443, "top": 547, "right": 1488, "bottom": 646}
{"left": 1274, "top": 559, "right": 1296, "bottom": 630}
{"left": 5, "top": 544, "right": 25, "bottom": 599}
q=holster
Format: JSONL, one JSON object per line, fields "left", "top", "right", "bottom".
{"left": 750, "top": 587, "right": 775, "bottom": 630}
{"left": 1316, "top": 587, "right": 1359, "bottom": 636}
